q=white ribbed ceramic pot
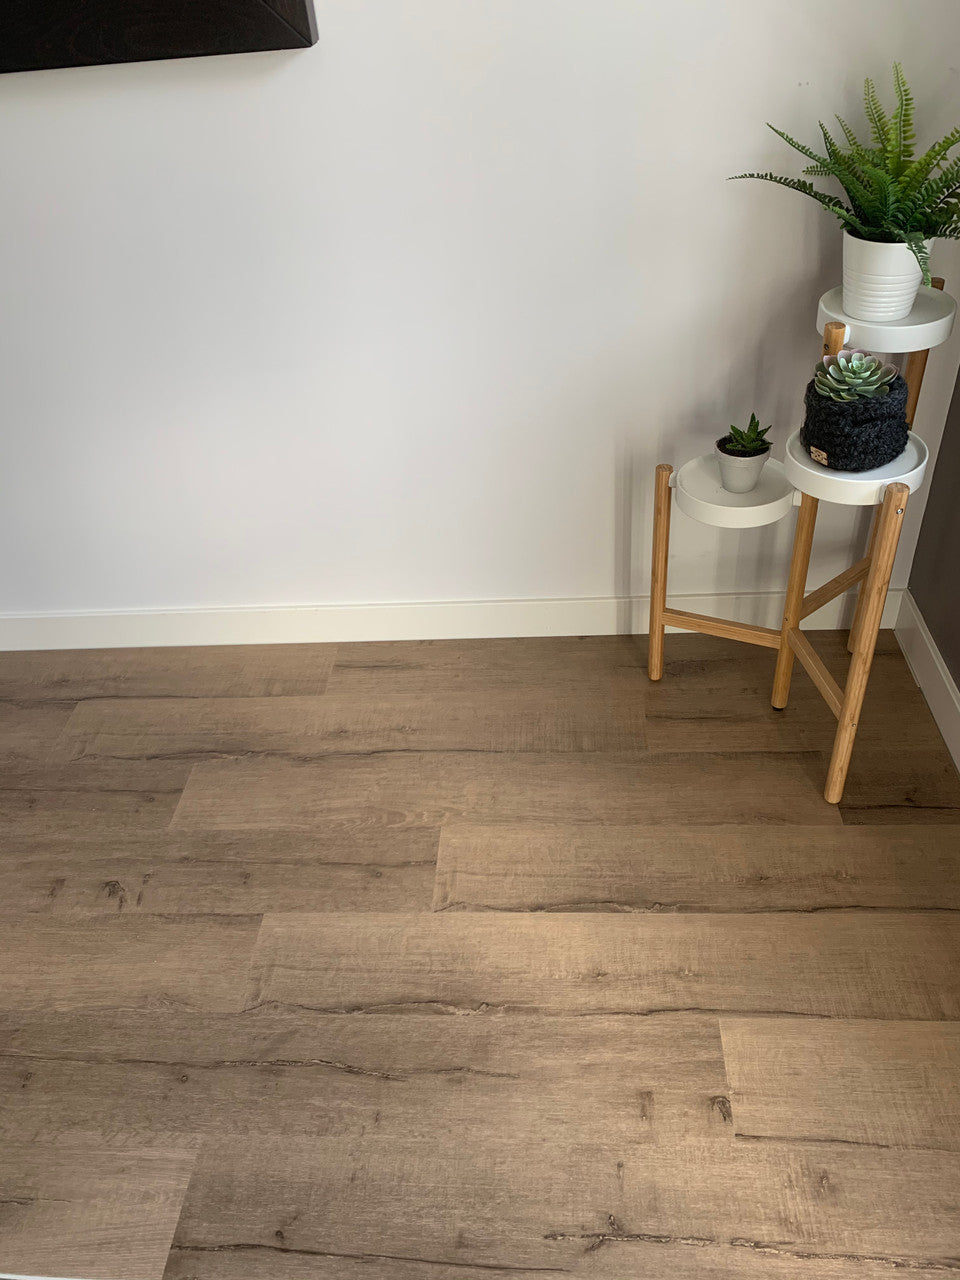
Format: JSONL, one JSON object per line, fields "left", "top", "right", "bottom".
{"left": 842, "top": 230, "right": 928, "bottom": 321}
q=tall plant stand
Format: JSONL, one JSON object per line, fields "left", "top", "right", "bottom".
{"left": 648, "top": 279, "right": 954, "bottom": 804}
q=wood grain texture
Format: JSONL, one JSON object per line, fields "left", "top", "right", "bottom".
{"left": 838, "top": 746, "right": 960, "bottom": 823}
{"left": 573, "top": 1242, "right": 957, "bottom": 1280}
{"left": 661, "top": 608, "right": 781, "bottom": 649}
{"left": 0, "top": 915, "right": 260, "bottom": 1013}
{"left": 326, "top": 635, "right": 645, "bottom": 695}
{"left": 170, "top": 1132, "right": 960, "bottom": 1272}
{"left": 721, "top": 1017, "right": 960, "bottom": 1151}
{"left": 163, "top": 1240, "right": 956, "bottom": 1280}
{"left": 433, "top": 823, "right": 960, "bottom": 913}
{"left": 1, "top": 1142, "right": 195, "bottom": 1280}
{"left": 0, "top": 757, "right": 191, "bottom": 835}
{"left": 0, "top": 629, "right": 956, "bottom": 1280}
{"left": 248, "top": 911, "right": 960, "bottom": 1019}
{"left": 646, "top": 631, "right": 945, "bottom": 754}
{"left": 172, "top": 751, "right": 841, "bottom": 832}
{"left": 54, "top": 687, "right": 646, "bottom": 759}
{"left": 0, "top": 699, "right": 75, "bottom": 763}
{"left": 4, "top": 825, "right": 439, "bottom": 867}
{"left": 0, "top": 1008, "right": 723, "bottom": 1147}
{"left": 0, "top": 642, "right": 336, "bottom": 701}
{"left": 0, "top": 849, "right": 434, "bottom": 917}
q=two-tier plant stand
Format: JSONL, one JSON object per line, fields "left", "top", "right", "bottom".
{"left": 648, "top": 279, "right": 956, "bottom": 803}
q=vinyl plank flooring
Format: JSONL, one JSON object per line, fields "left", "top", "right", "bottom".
{"left": 575, "top": 1243, "right": 956, "bottom": 1280}
{"left": 721, "top": 1016, "right": 960, "bottom": 1151}
{"left": 162, "top": 1240, "right": 955, "bottom": 1280}
{"left": 53, "top": 688, "right": 646, "bottom": 759}
{"left": 247, "top": 911, "right": 960, "bottom": 1019}
{"left": 837, "top": 747, "right": 960, "bottom": 824}
{"left": 164, "top": 1251, "right": 576, "bottom": 1280}
{"left": 0, "top": 837, "right": 436, "bottom": 916}
{"left": 326, "top": 635, "right": 645, "bottom": 696}
{"left": 0, "top": 915, "right": 260, "bottom": 1013}
{"left": 433, "top": 823, "right": 960, "bottom": 913}
{"left": 0, "top": 699, "right": 75, "bottom": 763}
{"left": 3, "top": 826, "right": 440, "bottom": 869}
{"left": 646, "top": 631, "right": 945, "bottom": 754}
{"left": 172, "top": 752, "right": 842, "bottom": 832}
{"left": 169, "top": 1132, "right": 960, "bottom": 1272}
{"left": 0, "top": 758, "right": 191, "bottom": 836}
{"left": 0, "top": 853, "right": 434, "bottom": 915}
{"left": 1, "top": 1141, "right": 195, "bottom": 1280}
{"left": 0, "top": 642, "right": 336, "bottom": 701}
{"left": 1, "top": 629, "right": 956, "bottom": 1280}
{"left": 0, "top": 1008, "right": 724, "bottom": 1146}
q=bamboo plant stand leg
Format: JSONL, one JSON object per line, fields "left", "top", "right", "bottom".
{"left": 771, "top": 492, "right": 819, "bottom": 709}
{"left": 824, "top": 481, "right": 909, "bottom": 803}
{"left": 647, "top": 464, "right": 673, "bottom": 681}
{"left": 845, "top": 276, "right": 943, "bottom": 655}
{"left": 847, "top": 507, "right": 880, "bottom": 653}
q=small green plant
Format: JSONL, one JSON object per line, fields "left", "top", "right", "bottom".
{"left": 814, "top": 350, "right": 898, "bottom": 402}
{"left": 722, "top": 413, "right": 771, "bottom": 455}
{"left": 731, "top": 63, "right": 960, "bottom": 284}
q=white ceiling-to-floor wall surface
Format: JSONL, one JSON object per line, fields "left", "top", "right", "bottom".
{"left": 1, "top": 0, "right": 959, "bottom": 644}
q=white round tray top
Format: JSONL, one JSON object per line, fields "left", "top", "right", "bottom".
{"left": 783, "top": 429, "right": 928, "bottom": 506}
{"left": 672, "top": 454, "right": 796, "bottom": 528}
{"left": 817, "top": 285, "right": 955, "bottom": 354}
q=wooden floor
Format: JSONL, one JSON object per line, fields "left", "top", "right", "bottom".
{"left": 2, "top": 630, "right": 960, "bottom": 1280}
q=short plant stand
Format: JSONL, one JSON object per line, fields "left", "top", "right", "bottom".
{"left": 648, "top": 279, "right": 955, "bottom": 804}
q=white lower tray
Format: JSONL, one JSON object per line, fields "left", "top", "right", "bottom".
{"left": 672, "top": 454, "right": 796, "bottom": 528}
{"left": 783, "top": 428, "right": 929, "bottom": 506}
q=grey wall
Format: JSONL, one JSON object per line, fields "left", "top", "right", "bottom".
{"left": 910, "top": 369, "right": 960, "bottom": 682}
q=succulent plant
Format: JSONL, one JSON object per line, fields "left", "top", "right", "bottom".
{"left": 814, "top": 349, "right": 898, "bottom": 401}
{"left": 722, "top": 413, "right": 772, "bottom": 455}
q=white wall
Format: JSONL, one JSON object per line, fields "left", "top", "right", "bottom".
{"left": 2, "top": 0, "right": 959, "bottom": 644}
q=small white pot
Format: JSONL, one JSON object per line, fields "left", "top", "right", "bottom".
{"left": 842, "top": 230, "right": 928, "bottom": 322}
{"left": 715, "top": 442, "right": 769, "bottom": 494}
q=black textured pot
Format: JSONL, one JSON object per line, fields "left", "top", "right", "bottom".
{"left": 800, "top": 375, "right": 908, "bottom": 472}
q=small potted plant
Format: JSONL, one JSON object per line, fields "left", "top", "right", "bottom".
{"left": 732, "top": 64, "right": 960, "bottom": 321}
{"left": 801, "top": 350, "right": 907, "bottom": 471}
{"left": 716, "top": 413, "right": 772, "bottom": 493}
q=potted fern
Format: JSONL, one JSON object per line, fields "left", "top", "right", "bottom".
{"left": 716, "top": 414, "right": 772, "bottom": 493}
{"left": 733, "top": 64, "right": 960, "bottom": 321}
{"left": 801, "top": 350, "right": 906, "bottom": 471}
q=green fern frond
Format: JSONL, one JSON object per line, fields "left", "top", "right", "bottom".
{"left": 729, "top": 171, "right": 869, "bottom": 235}
{"left": 887, "top": 62, "right": 916, "bottom": 175}
{"left": 816, "top": 124, "right": 885, "bottom": 222}
{"left": 834, "top": 114, "right": 875, "bottom": 162}
{"left": 900, "top": 126, "right": 960, "bottom": 197}
{"left": 734, "top": 64, "right": 960, "bottom": 251}
{"left": 765, "top": 124, "right": 828, "bottom": 169}
{"left": 904, "top": 154, "right": 960, "bottom": 216}
{"left": 863, "top": 76, "right": 890, "bottom": 150}
{"left": 857, "top": 163, "right": 896, "bottom": 224}
{"left": 900, "top": 230, "right": 931, "bottom": 284}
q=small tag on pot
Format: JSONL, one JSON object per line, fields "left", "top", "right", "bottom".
{"left": 809, "top": 446, "right": 829, "bottom": 466}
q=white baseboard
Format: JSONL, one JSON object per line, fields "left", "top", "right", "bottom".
{"left": 895, "top": 590, "right": 960, "bottom": 771}
{"left": 0, "top": 587, "right": 903, "bottom": 652}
